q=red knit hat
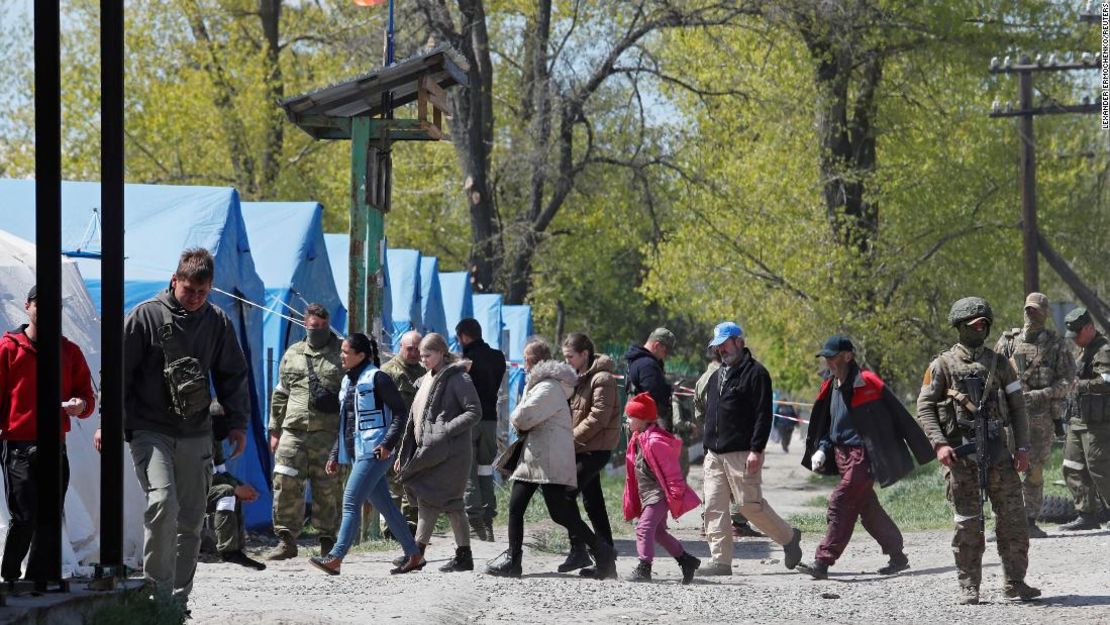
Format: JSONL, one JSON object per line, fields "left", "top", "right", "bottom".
{"left": 625, "top": 392, "right": 657, "bottom": 422}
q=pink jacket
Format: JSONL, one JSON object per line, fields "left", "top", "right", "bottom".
{"left": 623, "top": 424, "right": 701, "bottom": 521}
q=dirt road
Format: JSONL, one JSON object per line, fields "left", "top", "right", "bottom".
{"left": 188, "top": 446, "right": 1110, "bottom": 624}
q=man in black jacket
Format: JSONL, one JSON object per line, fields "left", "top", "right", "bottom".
{"left": 699, "top": 321, "right": 802, "bottom": 576}
{"left": 624, "top": 328, "right": 676, "bottom": 430}
{"left": 796, "top": 335, "right": 934, "bottom": 580}
{"left": 457, "top": 318, "right": 505, "bottom": 541}
{"left": 124, "top": 248, "right": 251, "bottom": 604}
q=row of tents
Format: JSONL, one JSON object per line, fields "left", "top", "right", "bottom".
{"left": 0, "top": 178, "right": 533, "bottom": 572}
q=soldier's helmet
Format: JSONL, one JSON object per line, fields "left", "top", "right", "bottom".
{"left": 948, "top": 297, "right": 993, "bottom": 327}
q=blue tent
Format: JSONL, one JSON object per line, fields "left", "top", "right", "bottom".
{"left": 323, "top": 233, "right": 392, "bottom": 343}
{"left": 241, "top": 202, "right": 346, "bottom": 405}
{"left": 439, "top": 271, "right": 473, "bottom": 352}
{"left": 501, "top": 304, "right": 534, "bottom": 417}
{"left": 0, "top": 179, "right": 274, "bottom": 529}
{"left": 385, "top": 249, "right": 422, "bottom": 351}
{"left": 418, "top": 256, "right": 447, "bottom": 337}
{"left": 472, "top": 293, "right": 504, "bottom": 351}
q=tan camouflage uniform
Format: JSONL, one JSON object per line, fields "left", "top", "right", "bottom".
{"left": 269, "top": 335, "right": 344, "bottom": 542}
{"left": 917, "top": 342, "right": 1031, "bottom": 591}
{"left": 995, "top": 323, "right": 1074, "bottom": 521}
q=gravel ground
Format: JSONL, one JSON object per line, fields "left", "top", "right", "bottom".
{"left": 188, "top": 447, "right": 1110, "bottom": 624}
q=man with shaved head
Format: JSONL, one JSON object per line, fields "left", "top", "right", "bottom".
{"left": 382, "top": 330, "right": 425, "bottom": 530}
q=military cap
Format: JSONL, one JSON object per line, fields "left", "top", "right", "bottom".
{"left": 948, "top": 297, "right": 993, "bottom": 327}
{"left": 1064, "top": 307, "right": 1092, "bottom": 338}
{"left": 1024, "top": 292, "right": 1049, "bottom": 313}
{"left": 649, "top": 327, "right": 677, "bottom": 351}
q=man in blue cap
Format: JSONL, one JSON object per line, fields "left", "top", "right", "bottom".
{"left": 796, "top": 335, "right": 933, "bottom": 580}
{"left": 698, "top": 321, "right": 802, "bottom": 576}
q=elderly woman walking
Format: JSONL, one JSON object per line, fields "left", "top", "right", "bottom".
{"left": 394, "top": 333, "right": 482, "bottom": 572}
{"left": 557, "top": 333, "right": 621, "bottom": 578}
{"left": 485, "top": 337, "right": 617, "bottom": 578}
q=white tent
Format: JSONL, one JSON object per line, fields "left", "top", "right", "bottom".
{"left": 0, "top": 229, "right": 144, "bottom": 574}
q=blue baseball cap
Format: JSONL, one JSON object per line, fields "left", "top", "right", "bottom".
{"left": 708, "top": 322, "right": 743, "bottom": 348}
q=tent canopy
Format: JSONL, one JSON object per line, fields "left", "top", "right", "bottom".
{"left": 501, "top": 304, "right": 534, "bottom": 364}
{"left": 439, "top": 271, "right": 473, "bottom": 352}
{"left": 385, "top": 249, "right": 422, "bottom": 351}
{"left": 0, "top": 179, "right": 274, "bottom": 529}
{"left": 418, "top": 256, "right": 446, "bottom": 337}
{"left": 242, "top": 202, "right": 346, "bottom": 398}
{"left": 472, "top": 293, "right": 505, "bottom": 351}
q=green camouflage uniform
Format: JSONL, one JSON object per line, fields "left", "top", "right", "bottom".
{"left": 917, "top": 342, "right": 1031, "bottom": 590}
{"left": 1064, "top": 320, "right": 1110, "bottom": 516}
{"left": 208, "top": 437, "right": 246, "bottom": 554}
{"left": 380, "top": 354, "right": 425, "bottom": 523}
{"left": 269, "top": 335, "right": 344, "bottom": 540}
{"left": 995, "top": 326, "right": 1075, "bottom": 520}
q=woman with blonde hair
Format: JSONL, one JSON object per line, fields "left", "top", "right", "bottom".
{"left": 394, "top": 332, "right": 482, "bottom": 573}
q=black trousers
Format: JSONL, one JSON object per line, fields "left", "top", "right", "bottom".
{"left": 570, "top": 451, "right": 613, "bottom": 546}
{"left": 508, "top": 480, "right": 598, "bottom": 555}
{"left": 2, "top": 442, "right": 71, "bottom": 581}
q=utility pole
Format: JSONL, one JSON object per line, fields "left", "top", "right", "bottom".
{"left": 988, "top": 51, "right": 1101, "bottom": 294}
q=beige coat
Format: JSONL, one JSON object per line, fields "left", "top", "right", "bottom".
{"left": 570, "top": 354, "right": 621, "bottom": 453}
{"left": 510, "top": 360, "right": 578, "bottom": 487}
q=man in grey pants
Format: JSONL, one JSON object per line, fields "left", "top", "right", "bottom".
{"left": 123, "top": 248, "right": 251, "bottom": 605}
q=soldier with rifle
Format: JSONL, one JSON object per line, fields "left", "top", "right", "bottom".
{"left": 916, "top": 297, "right": 1040, "bottom": 605}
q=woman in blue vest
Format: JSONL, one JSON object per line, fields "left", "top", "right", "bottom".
{"left": 309, "top": 333, "right": 424, "bottom": 575}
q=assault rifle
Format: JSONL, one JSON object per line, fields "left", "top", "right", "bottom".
{"left": 952, "top": 368, "right": 996, "bottom": 535}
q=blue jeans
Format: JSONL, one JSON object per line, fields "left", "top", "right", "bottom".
{"left": 332, "top": 456, "right": 419, "bottom": 559}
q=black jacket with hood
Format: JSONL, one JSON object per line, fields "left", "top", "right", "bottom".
{"left": 624, "top": 344, "right": 673, "bottom": 428}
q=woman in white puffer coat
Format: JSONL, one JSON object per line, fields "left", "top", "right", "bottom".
{"left": 484, "top": 337, "right": 616, "bottom": 579}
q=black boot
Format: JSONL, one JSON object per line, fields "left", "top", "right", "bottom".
{"left": 220, "top": 550, "right": 267, "bottom": 571}
{"left": 557, "top": 541, "right": 593, "bottom": 573}
{"left": 440, "top": 546, "right": 474, "bottom": 572}
{"left": 1059, "top": 514, "right": 1101, "bottom": 531}
{"left": 588, "top": 540, "right": 617, "bottom": 580}
{"left": 676, "top": 552, "right": 701, "bottom": 585}
{"left": 625, "top": 559, "right": 652, "bottom": 582}
{"left": 392, "top": 542, "right": 427, "bottom": 567}
{"left": 1026, "top": 518, "right": 1047, "bottom": 539}
{"left": 470, "top": 519, "right": 491, "bottom": 542}
{"left": 484, "top": 549, "right": 522, "bottom": 578}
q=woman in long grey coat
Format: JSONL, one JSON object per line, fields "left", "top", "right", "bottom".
{"left": 395, "top": 332, "right": 482, "bottom": 572}
{"left": 485, "top": 337, "right": 616, "bottom": 579}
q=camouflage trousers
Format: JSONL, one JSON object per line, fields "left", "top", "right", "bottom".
{"left": 944, "top": 457, "right": 1028, "bottom": 588}
{"left": 1063, "top": 422, "right": 1110, "bottom": 515}
{"left": 272, "top": 429, "right": 340, "bottom": 539}
{"left": 207, "top": 483, "right": 244, "bottom": 553}
{"left": 388, "top": 465, "right": 418, "bottom": 524}
{"left": 1020, "top": 410, "right": 1055, "bottom": 520}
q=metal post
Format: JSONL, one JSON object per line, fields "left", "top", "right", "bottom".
{"left": 348, "top": 117, "right": 371, "bottom": 334}
{"left": 99, "top": 0, "right": 125, "bottom": 573}
{"left": 1018, "top": 63, "right": 1039, "bottom": 294}
{"left": 33, "top": 0, "right": 64, "bottom": 589}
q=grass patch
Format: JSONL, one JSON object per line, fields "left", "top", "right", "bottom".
{"left": 788, "top": 441, "right": 1070, "bottom": 534}
{"left": 89, "top": 587, "right": 188, "bottom": 625}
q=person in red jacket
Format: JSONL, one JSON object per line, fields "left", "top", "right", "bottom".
{"left": 0, "top": 285, "right": 96, "bottom": 583}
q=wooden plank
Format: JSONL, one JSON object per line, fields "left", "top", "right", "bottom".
{"left": 417, "top": 79, "right": 428, "bottom": 124}
{"left": 421, "top": 76, "right": 452, "bottom": 115}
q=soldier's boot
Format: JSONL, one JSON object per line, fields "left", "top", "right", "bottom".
{"left": 957, "top": 585, "right": 980, "bottom": 605}
{"left": 557, "top": 540, "right": 592, "bottom": 573}
{"left": 625, "top": 560, "right": 652, "bottom": 582}
{"left": 1059, "top": 514, "right": 1101, "bottom": 531}
{"left": 1025, "top": 518, "right": 1047, "bottom": 539}
{"left": 484, "top": 519, "right": 495, "bottom": 542}
{"left": 782, "top": 528, "right": 803, "bottom": 570}
{"left": 469, "top": 518, "right": 491, "bottom": 542}
{"left": 877, "top": 552, "right": 910, "bottom": 575}
{"left": 676, "top": 552, "right": 701, "bottom": 585}
{"left": 796, "top": 560, "right": 829, "bottom": 580}
{"left": 439, "top": 546, "right": 474, "bottom": 572}
{"left": 220, "top": 550, "right": 267, "bottom": 571}
{"left": 1003, "top": 580, "right": 1042, "bottom": 601}
{"left": 265, "top": 531, "right": 298, "bottom": 561}
{"left": 319, "top": 536, "right": 336, "bottom": 556}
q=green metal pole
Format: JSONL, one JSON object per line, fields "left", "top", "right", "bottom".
{"left": 348, "top": 117, "right": 371, "bottom": 335}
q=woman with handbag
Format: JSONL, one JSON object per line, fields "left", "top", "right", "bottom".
{"left": 393, "top": 333, "right": 482, "bottom": 573}
{"left": 485, "top": 338, "right": 617, "bottom": 579}
{"left": 308, "top": 333, "right": 423, "bottom": 576}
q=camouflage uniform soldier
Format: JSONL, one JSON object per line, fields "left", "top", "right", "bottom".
{"left": 916, "top": 297, "right": 1040, "bottom": 605}
{"left": 266, "top": 305, "right": 344, "bottom": 560}
{"left": 1059, "top": 307, "right": 1110, "bottom": 530}
{"left": 994, "top": 293, "right": 1075, "bottom": 538}
{"left": 207, "top": 432, "right": 265, "bottom": 570}
{"left": 381, "top": 330, "right": 424, "bottom": 528}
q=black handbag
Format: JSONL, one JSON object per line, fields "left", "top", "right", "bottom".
{"left": 493, "top": 432, "right": 529, "bottom": 479}
{"left": 306, "top": 355, "right": 341, "bottom": 414}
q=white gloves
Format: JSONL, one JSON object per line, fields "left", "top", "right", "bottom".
{"left": 810, "top": 449, "right": 826, "bottom": 472}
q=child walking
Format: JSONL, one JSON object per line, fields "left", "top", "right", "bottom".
{"left": 622, "top": 392, "right": 702, "bottom": 583}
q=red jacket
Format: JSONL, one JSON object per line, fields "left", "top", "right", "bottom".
{"left": 623, "top": 424, "right": 701, "bottom": 521}
{"left": 0, "top": 327, "right": 96, "bottom": 440}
